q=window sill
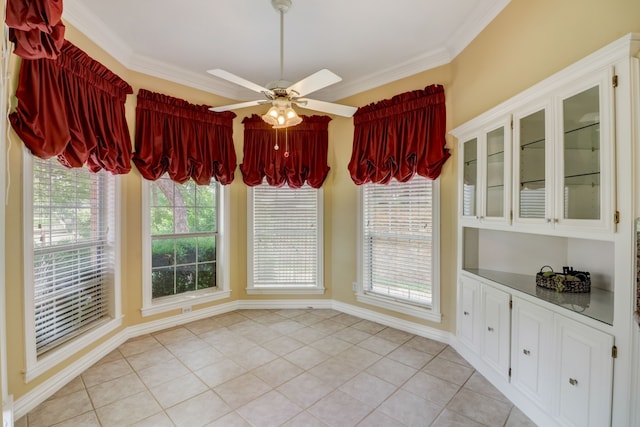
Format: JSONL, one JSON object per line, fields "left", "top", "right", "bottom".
{"left": 356, "top": 292, "right": 441, "bottom": 323}
{"left": 25, "top": 316, "right": 123, "bottom": 383}
{"left": 246, "top": 287, "right": 326, "bottom": 295}
{"left": 141, "top": 289, "right": 232, "bottom": 317}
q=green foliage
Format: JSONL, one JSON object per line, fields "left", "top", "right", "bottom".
{"left": 151, "top": 236, "right": 217, "bottom": 299}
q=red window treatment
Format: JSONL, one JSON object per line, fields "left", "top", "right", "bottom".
{"left": 5, "top": 0, "right": 65, "bottom": 59}
{"left": 348, "top": 84, "right": 450, "bottom": 184}
{"left": 240, "top": 114, "right": 331, "bottom": 189}
{"left": 132, "top": 89, "right": 237, "bottom": 185}
{"left": 9, "top": 40, "right": 134, "bottom": 174}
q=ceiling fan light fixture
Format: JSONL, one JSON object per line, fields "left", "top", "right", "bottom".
{"left": 261, "top": 101, "right": 302, "bottom": 128}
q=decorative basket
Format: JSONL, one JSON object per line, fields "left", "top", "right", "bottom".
{"left": 535, "top": 265, "right": 591, "bottom": 293}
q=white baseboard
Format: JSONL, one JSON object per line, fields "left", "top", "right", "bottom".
{"left": 332, "top": 300, "right": 452, "bottom": 344}
{"left": 13, "top": 331, "right": 129, "bottom": 420}
{"left": 12, "top": 298, "right": 447, "bottom": 420}
{"left": 2, "top": 395, "right": 13, "bottom": 427}
{"left": 238, "top": 299, "right": 333, "bottom": 310}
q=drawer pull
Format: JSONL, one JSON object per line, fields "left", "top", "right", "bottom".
{"left": 523, "top": 349, "right": 531, "bottom": 355}
{"left": 463, "top": 311, "right": 470, "bottom": 316}
{"left": 569, "top": 378, "right": 578, "bottom": 386}
{"left": 487, "top": 327, "right": 494, "bottom": 332}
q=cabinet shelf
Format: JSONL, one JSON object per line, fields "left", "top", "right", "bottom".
{"left": 564, "top": 172, "right": 600, "bottom": 187}
{"left": 520, "top": 138, "right": 545, "bottom": 149}
{"left": 564, "top": 121, "right": 599, "bottom": 135}
{"left": 520, "top": 178, "right": 545, "bottom": 187}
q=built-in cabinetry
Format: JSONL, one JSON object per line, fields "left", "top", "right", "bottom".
{"left": 512, "top": 73, "right": 614, "bottom": 234}
{"left": 460, "top": 273, "right": 614, "bottom": 427}
{"left": 452, "top": 34, "right": 640, "bottom": 427}
{"left": 460, "top": 72, "right": 614, "bottom": 236}
{"left": 461, "top": 117, "right": 511, "bottom": 225}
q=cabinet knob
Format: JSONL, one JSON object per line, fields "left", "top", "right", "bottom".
{"left": 487, "top": 326, "right": 494, "bottom": 332}
{"left": 463, "top": 311, "right": 470, "bottom": 316}
{"left": 546, "top": 218, "right": 552, "bottom": 223}
{"left": 554, "top": 218, "right": 559, "bottom": 223}
{"left": 569, "top": 378, "right": 578, "bottom": 386}
{"left": 523, "top": 349, "right": 531, "bottom": 355}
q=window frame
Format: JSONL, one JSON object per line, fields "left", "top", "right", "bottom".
{"left": 246, "top": 183, "right": 325, "bottom": 295}
{"left": 355, "top": 176, "right": 441, "bottom": 322}
{"left": 22, "top": 148, "right": 123, "bottom": 382}
{"left": 141, "top": 177, "right": 230, "bottom": 316}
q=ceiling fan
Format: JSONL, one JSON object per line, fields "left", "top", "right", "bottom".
{"left": 207, "top": 0, "right": 357, "bottom": 127}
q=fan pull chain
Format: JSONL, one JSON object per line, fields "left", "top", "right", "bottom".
{"left": 284, "top": 127, "right": 289, "bottom": 157}
{"left": 274, "top": 127, "right": 279, "bottom": 150}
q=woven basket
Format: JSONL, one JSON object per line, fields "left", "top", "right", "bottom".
{"left": 535, "top": 265, "right": 591, "bottom": 293}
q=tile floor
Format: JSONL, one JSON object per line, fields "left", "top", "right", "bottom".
{"left": 16, "top": 309, "right": 537, "bottom": 427}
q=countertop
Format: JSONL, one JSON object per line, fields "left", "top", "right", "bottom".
{"left": 463, "top": 268, "right": 614, "bottom": 325}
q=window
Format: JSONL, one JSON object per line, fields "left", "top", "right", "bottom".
{"left": 24, "top": 153, "right": 122, "bottom": 380}
{"left": 357, "top": 176, "right": 441, "bottom": 322}
{"left": 142, "top": 176, "right": 230, "bottom": 315}
{"left": 247, "top": 183, "right": 324, "bottom": 294}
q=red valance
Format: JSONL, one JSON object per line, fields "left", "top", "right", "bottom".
{"left": 132, "top": 89, "right": 237, "bottom": 185}
{"left": 348, "top": 84, "right": 450, "bottom": 184}
{"left": 5, "top": 0, "right": 65, "bottom": 59}
{"left": 240, "top": 114, "right": 331, "bottom": 189}
{"left": 9, "top": 40, "right": 134, "bottom": 174}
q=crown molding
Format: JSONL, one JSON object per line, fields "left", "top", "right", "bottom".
{"left": 62, "top": 0, "right": 134, "bottom": 68}
{"left": 63, "top": 0, "right": 510, "bottom": 101}
{"left": 322, "top": 47, "right": 453, "bottom": 101}
{"left": 448, "top": 0, "right": 512, "bottom": 59}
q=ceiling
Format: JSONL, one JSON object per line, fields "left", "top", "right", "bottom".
{"left": 62, "top": 0, "right": 511, "bottom": 104}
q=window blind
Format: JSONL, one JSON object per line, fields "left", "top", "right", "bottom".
{"left": 362, "top": 177, "right": 433, "bottom": 306}
{"left": 251, "top": 184, "right": 320, "bottom": 288}
{"left": 32, "top": 158, "right": 114, "bottom": 355}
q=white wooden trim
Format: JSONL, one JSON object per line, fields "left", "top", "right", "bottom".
{"left": 246, "top": 185, "right": 325, "bottom": 294}
{"left": 22, "top": 152, "right": 123, "bottom": 382}
{"left": 332, "top": 300, "right": 449, "bottom": 343}
{"left": 354, "top": 178, "right": 442, "bottom": 320}
{"left": 13, "top": 297, "right": 451, "bottom": 420}
{"left": 140, "top": 290, "right": 232, "bottom": 317}
{"left": 141, "top": 180, "right": 231, "bottom": 317}
{"left": 0, "top": 22, "right": 9, "bottom": 401}
{"left": 245, "top": 288, "right": 326, "bottom": 295}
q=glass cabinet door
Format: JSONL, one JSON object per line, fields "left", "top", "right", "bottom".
{"left": 561, "top": 85, "right": 600, "bottom": 220}
{"left": 462, "top": 138, "right": 478, "bottom": 217}
{"left": 485, "top": 127, "right": 505, "bottom": 218}
{"left": 518, "top": 110, "right": 547, "bottom": 219}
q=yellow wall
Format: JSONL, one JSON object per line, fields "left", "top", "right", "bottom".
{"left": 4, "top": 0, "right": 640, "bottom": 402}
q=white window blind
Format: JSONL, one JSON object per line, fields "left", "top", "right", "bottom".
{"left": 32, "top": 158, "right": 114, "bottom": 356}
{"left": 362, "top": 177, "right": 433, "bottom": 306}
{"left": 149, "top": 177, "right": 218, "bottom": 299}
{"left": 250, "top": 183, "right": 321, "bottom": 289}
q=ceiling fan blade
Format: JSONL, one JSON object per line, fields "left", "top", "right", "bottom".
{"left": 295, "top": 98, "right": 357, "bottom": 117}
{"left": 287, "top": 69, "right": 342, "bottom": 98}
{"left": 207, "top": 69, "right": 271, "bottom": 94}
{"left": 209, "top": 100, "right": 266, "bottom": 112}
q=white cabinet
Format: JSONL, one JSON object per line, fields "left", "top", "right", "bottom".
{"left": 460, "top": 118, "right": 512, "bottom": 226}
{"left": 458, "top": 275, "right": 481, "bottom": 352}
{"left": 458, "top": 275, "right": 511, "bottom": 379}
{"left": 482, "top": 285, "right": 511, "bottom": 380}
{"left": 513, "top": 70, "right": 615, "bottom": 234}
{"left": 509, "top": 295, "right": 614, "bottom": 427}
{"left": 510, "top": 297, "right": 555, "bottom": 410}
{"left": 555, "top": 315, "right": 614, "bottom": 427}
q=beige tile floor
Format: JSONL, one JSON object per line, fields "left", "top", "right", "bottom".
{"left": 16, "top": 309, "right": 537, "bottom": 427}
